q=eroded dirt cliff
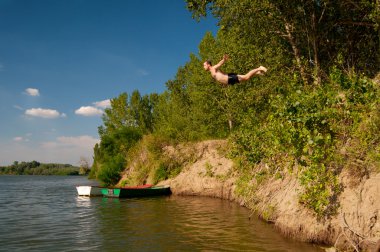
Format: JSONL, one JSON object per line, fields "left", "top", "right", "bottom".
{"left": 156, "top": 140, "right": 380, "bottom": 251}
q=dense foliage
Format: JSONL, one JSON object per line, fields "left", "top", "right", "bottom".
{"left": 91, "top": 0, "right": 379, "bottom": 217}
{"left": 89, "top": 92, "right": 145, "bottom": 186}
{"left": 0, "top": 161, "right": 83, "bottom": 175}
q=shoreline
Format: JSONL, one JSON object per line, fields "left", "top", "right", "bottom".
{"left": 156, "top": 140, "right": 380, "bottom": 251}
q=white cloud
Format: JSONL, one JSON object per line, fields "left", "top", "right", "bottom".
{"left": 13, "top": 136, "right": 24, "bottom": 142}
{"left": 12, "top": 136, "right": 29, "bottom": 142}
{"left": 25, "top": 88, "right": 40, "bottom": 96}
{"left": 93, "top": 99, "right": 111, "bottom": 108}
{"left": 76, "top": 99, "right": 110, "bottom": 117}
{"left": 25, "top": 108, "right": 64, "bottom": 119}
{"left": 75, "top": 106, "right": 103, "bottom": 116}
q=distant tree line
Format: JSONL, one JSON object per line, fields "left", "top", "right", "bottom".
{"left": 0, "top": 161, "right": 87, "bottom": 176}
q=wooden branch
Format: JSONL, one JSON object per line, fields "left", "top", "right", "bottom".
{"left": 283, "top": 21, "right": 309, "bottom": 85}
{"left": 318, "top": 3, "right": 326, "bottom": 24}
{"left": 334, "top": 232, "right": 344, "bottom": 248}
{"left": 334, "top": 212, "right": 362, "bottom": 252}
{"left": 342, "top": 213, "right": 366, "bottom": 239}
{"left": 342, "top": 228, "right": 360, "bottom": 252}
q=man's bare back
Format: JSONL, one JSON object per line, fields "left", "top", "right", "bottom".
{"left": 203, "top": 54, "right": 267, "bottom": 86}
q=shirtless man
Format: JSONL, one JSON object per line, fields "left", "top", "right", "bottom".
{"left": 203, "top": 54, "right": 267, "bottom": 86}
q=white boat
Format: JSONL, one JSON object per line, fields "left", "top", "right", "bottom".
{"left": 76, "top": 186, "right": 103, "bottom": 196}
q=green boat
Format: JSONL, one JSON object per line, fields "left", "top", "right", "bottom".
{"left": 101, "top": 185, "right": 171, "bottom": 198}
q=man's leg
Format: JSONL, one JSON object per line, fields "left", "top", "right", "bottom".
{"left": 238, "top": 66, "right": 267, "bottom": 82}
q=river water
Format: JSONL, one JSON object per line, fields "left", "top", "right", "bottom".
{"left": 0, "top": 176, "right": 322, "bottom": 251}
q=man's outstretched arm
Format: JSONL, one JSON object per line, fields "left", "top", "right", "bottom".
{"left": 213, "top": 54, "right": 229, "bottom": 70}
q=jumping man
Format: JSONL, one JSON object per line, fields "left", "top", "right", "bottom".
{"left": 203, "top": 54, "right": 267, "bottom": 86}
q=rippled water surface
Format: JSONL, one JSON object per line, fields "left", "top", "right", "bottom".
{"left": 0, "top": 176, "right": 322, "bottom": 251}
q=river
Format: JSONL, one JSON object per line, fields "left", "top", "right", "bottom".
{"left": 0, "top": 176, "right": 322, "bottom": 251}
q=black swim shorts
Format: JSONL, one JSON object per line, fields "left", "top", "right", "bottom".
{"left": 228, "top": 73, "right": 239, "bottom": 85}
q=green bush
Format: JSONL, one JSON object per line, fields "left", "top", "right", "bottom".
{"left": 299, "top": 164, "right": 342, "bottom": 218}
{"left": 94, "top": 127, "right": 142, "bottom": 186}
{"left": 153, "top": 163, "right": 168, "bottom": 184}
{"left": 97, "top": 155, "right": 125, "bottom": 186}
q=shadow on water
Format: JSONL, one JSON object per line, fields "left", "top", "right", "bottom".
{"left": 0, "top": 176, "right": 323, "bottom": 252}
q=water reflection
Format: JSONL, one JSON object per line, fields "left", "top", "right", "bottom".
{"left": 75, "top": 196, "right": 92, "bottom": 208}
{"left": 95, "top": 196, "right": 322, "bottom": 252}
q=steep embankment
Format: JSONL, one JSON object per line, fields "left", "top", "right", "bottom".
{"left": 155, "top": 140, "right": 380, "bottom": 251}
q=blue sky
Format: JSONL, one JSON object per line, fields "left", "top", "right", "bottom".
{"left": 0, "top": 0, "right": 218, "bottom": 166}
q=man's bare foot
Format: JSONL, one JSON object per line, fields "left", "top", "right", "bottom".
{"left": 259, "top": 66, "right": 267, "bottom": 73}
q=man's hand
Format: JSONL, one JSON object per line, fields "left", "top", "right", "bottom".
{"left": 214, "top": 54, "right": 229, "bottom": 70}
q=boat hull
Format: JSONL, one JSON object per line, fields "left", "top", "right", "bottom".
{"left": 101, "top": 185, "right": 171, "bottom": 198}
{"left": 76, "top": 186, "right": 103, "bottom": 196}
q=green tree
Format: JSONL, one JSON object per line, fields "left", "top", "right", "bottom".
{"left": 100, "top": 91, "right": 157, "bottom": 137}
{"left": 99, "top": 92, "right": 134, "bottom": 136}
{"left": 187, "top": 0, "right": 379, "bottom": 84}
{"left": 129, "top": 90, "right": 156, "bottom": 134}
{"left": 93, "top": 92, "right": 145, "bottom": 185}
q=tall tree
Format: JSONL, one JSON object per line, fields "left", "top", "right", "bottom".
{"left": 187, "top": 0, "right": 380, "bottom": 85}
{"left": 99, "top": 92, "right": 133, "bottom": 136}
{"left": 129, "top": 90, "right": 156, "bottom": 134}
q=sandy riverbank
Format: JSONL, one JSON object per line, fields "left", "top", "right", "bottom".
{"left": 155, "top": 140, "right": 380, "bottom": 251}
